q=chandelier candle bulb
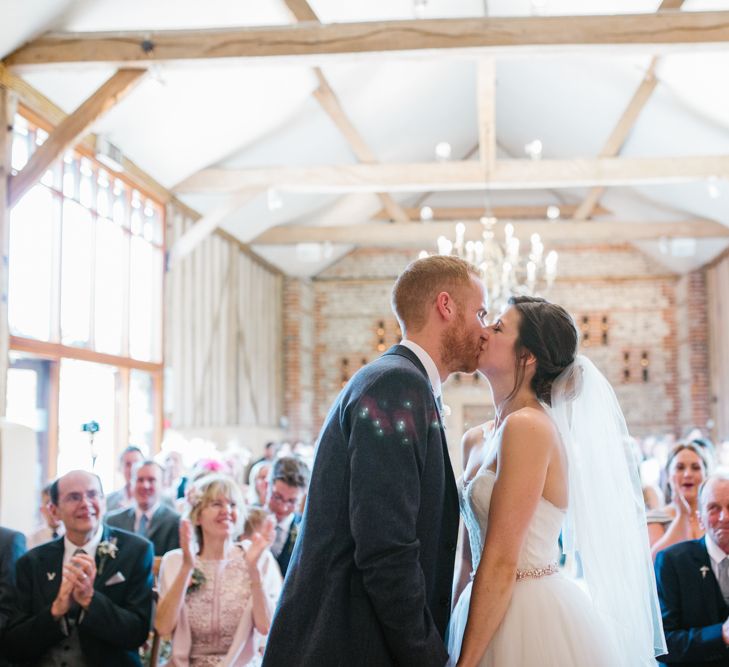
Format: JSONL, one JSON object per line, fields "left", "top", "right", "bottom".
{"left": 527, "top": 261, "right": 536, "bottom": 286}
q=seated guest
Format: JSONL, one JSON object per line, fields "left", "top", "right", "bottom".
{"left": 247, "top": 461, "right": 271, "bottom": 508}
{"left": 0, "top": 526, "right": 25, "bottom": 664}
{"left": 241, "top": 507, "right": 283, "bottom": 662}
{"left": 265, "top": 457, "right": 309, "bottom": 577}
{"left": 649, "top": 442, "right": 709, "bottom": 560}
{"left": 27, "top": 483, "right": 65, "bottom": 549}
{"left": 156, "top": 475, "right": 274, "bottom": 665}
{"left": 4, "top": 470, "right": 154, "bottom": 666}
{"left": 655, "top": 473, "right": 729, "bottom": 665}
{"left": 106, "top": 460, "right": 181, "bottom": 557}
{"left": 107, "top": 445, "right": 145, "bottom": 513}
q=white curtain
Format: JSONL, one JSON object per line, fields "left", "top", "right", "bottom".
{"left": 707, "top": 253, "right": 729, "bottom": 442}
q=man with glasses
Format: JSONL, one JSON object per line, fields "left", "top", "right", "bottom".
{"left": 4, "top": 470, "right": 154, "bottom": 666}
{"left": 265, "top": 457, "right": 309, "bottom": 577}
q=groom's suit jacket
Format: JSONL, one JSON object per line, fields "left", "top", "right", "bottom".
{"left": 655, "top": 537, "right": 729, "bottom": 666}
{"left": 3, "top": 525, "right": 154, "bottom": 667}
{"left": 263, "top": 345, "right": 460, "bottom": 667}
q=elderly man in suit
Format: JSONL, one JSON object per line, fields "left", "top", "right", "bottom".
{"left": 0, "top": 526, "right": 26, "bottom": 666}
{"left": 655, "top": 473, "right": 729, "bottom": 666}
{"left": 4, "top": 470, "right": 153, "bottom": 666}
{"left": 263, "top": 255, "right": 488, "bottom": 667}
{"left": 265, "top": 456, "right": 309, "bottom": 577}
{"left": 105, "top": 459, "right": 180, "bottom": 557}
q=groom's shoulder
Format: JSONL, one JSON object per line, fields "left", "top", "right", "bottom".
{"left": 362, "top": 350, "right": 427, "bottom": 384}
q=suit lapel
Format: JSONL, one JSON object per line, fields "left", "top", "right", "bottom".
{"left": 694, "top": 538, "right": 728, "bottom": 619}
{"left": 39, "top": 538, "right": 64, "bottom": 603}
{"left": 385, "top": 345, "right": 459, "bottom": 512}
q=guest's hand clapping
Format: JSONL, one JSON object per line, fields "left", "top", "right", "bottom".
{"left": 245, "top": 515, "right": 276, "bottom": 568}
{"left": 70, "top": 552, "right": 97, "bottom": 608}
{"left": 179, "top": 518, "right": 196, "bottom": 570}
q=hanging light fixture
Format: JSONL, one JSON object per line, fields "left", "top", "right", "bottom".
{"left": 427, "top": 216, "right": 558, "bottom": 313}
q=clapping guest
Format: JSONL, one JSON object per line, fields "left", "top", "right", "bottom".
{"left": 4, "top": 471, "right": 154, "bottom": 666}
{"left": 156, "top": 475, "right": 275, "bottom": 666}
{"left": 26, "top": 483, "right": 65, "bottom": 549}
{"left": 240, "top": 508, "right": 283, "bottom": 663}
{"left": 106, "top": 460, "right": 181, "bottom": 556}
{"left": 649, "top": 442, "right": 710, "bottom": 560}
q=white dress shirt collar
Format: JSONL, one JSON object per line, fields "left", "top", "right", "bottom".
{"left": 399, "top": 339, "right": 441, "bottom": 399}
{"left": 63, "top": 523, "right": 104, "bottom": 565}
{"left": 706, "top": 533, "right": 728, "bottom": 578}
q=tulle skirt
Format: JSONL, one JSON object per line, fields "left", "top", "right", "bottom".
{"left": 447, "top": 574, "right": 622, "bottom": 667}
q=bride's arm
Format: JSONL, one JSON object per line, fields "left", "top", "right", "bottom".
{"left": 452, "top": 426, "right": 484, "bottom": 606}
{"left": 455, "top": 412, "right": 555, "bottom": 667}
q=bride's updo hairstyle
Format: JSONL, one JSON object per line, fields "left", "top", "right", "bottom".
{"left": 507, "top": 296, "right": 578, "bottom": 406}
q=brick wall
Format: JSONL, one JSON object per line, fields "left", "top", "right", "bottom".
{"left": 283, "top": 245, "right": 712, "bottom": 458}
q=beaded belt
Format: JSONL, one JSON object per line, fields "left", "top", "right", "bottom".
{"left": 515, "top": 562, "right": 559, "bottom": 581}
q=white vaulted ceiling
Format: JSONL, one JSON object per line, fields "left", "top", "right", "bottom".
{"left": 3, "top": 0, "right": 729, "bottom": 275}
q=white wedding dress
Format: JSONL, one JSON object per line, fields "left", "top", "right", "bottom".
{"left": 447, "top": 469, "right": 622, "bottom": 666}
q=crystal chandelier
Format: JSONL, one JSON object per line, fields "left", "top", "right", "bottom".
{"left": 426, "top": 216, "right": 558, "bottom": 313}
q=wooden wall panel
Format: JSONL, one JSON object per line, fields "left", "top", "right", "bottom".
{"left": 165, "top": 204, "right": 283, "bottom": 429}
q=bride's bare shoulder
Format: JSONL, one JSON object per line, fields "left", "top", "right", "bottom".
{"left": 500, "top": 408, "right": 560, "bottom": 457}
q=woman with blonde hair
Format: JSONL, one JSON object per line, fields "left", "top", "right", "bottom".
{"left": 156, "top": 474, "right": 274, "bottom": 666}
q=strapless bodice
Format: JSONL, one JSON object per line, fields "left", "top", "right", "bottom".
{"left": 461, "top": 469, "right": 564, "bottom": 574}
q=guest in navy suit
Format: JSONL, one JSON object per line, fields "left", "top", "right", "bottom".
{"left": 4, "top": 470, "right": 154, "bottom": 667}
{"left": 263, "top": 255, "right": 488, "bottom": 667}
{"left": 655, "top": 473, "right": 729, "bottom": 666}
{"left": 265, "top": 457, "right": 308, "bottom": 577}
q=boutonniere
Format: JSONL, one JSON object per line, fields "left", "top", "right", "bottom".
{"left": 97, "top": 537, "right": 118, "bottom": 575}
{"left": 186, "top": 566, "right": 206, "bottom": 594}
{"left": 700, "top": 565, "right": 710, "bottom": 579}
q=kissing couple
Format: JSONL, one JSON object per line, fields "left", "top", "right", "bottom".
{"left": 262, "top": 255, "right": 666, "bottom": 667}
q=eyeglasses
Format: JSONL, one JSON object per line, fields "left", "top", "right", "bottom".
{"left": 270, "top": 492, "right": 298, "bottom": 507}
{"left": 60, "top": 490, "right": 102, "bottom": 505}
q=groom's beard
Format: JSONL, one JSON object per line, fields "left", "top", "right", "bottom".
{"left": 441, "top": 315, "right": 480, "bottom": 374}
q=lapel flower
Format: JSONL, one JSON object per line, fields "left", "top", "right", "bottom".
{"left": 700, "top": 565, "right": 710, "bottom": 580}
{"left": 186, "top": 566, "right": 206, "bottom": 594}
{"left": 97, "top": 537, "right": 118, "bottom": 575}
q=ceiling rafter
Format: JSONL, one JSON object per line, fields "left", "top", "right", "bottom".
{"left": 9, "top": 68, "right": 145, "bottom": 207}
{"left": 253, "top": 219, "right": 729, "bottom": 246}
{"left": 6, "top": 12, "right": 729, "bottom": 68}
{"left": 573, "top": 0, "right": 685, "bottom": 221}
{"left": 176, "top": 156, "right": 729, "bottom": 194}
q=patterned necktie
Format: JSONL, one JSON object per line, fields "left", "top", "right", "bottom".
{"left": 435, "top": 394, "right": 444, "bottom": 418}
{"left": 138, "top": 513, "right": 148, "bottom": 537}
{"left": 718, "top": 558, "right": 729, "bottom": 605}
{"left": 272, "top": 524, "right": 285, "bottom": 557}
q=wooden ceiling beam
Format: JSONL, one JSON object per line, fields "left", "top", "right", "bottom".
{"left": 477, "top": 58, "right": 496, "bottom": 176}
{"left": 175, "top": 156, "right": 729, "bottom": 194}
{"left": 372, "top": 204, "right": 611, "bottom": 220}
{"left": 253, "top": 219, "right": 729, "bottom": 245}
{"left": 9, "top": 69, "right": 145, "bottom": 207}
{"left": 167, "top": 188, "right": 264, "bottom": 266}
{"left": 286, "top": 0, "right": 410, "bottom": 223}
{"left": 0, "top": 63, "right": 171, "bottom": 204}
{"left": 6, "top": 12, "right": 729, "bottom": 68}
{"left": 574, "top": 0, "right": 685, "bottom": 220}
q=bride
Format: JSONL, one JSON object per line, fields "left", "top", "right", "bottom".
{"left": 448, "top": 296, "right": 665, "bottom": 667}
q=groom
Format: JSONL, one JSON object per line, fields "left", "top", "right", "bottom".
{"left": 263, "top": 255, "right": 488, "bottom": 666}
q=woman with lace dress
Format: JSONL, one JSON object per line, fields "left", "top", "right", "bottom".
{"left": 156, "top": 474, "right": 276, "bottom": 666}
{"left": 448, "top": 296, "right": 665, "bottom": 667}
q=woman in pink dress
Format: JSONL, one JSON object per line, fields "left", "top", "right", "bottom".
{"left": 156, "top": 474, "right": 275, "bottom": 666}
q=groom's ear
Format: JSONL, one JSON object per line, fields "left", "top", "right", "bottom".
{"left": 435, "top": 291, "right": 455, "bottom": 321}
